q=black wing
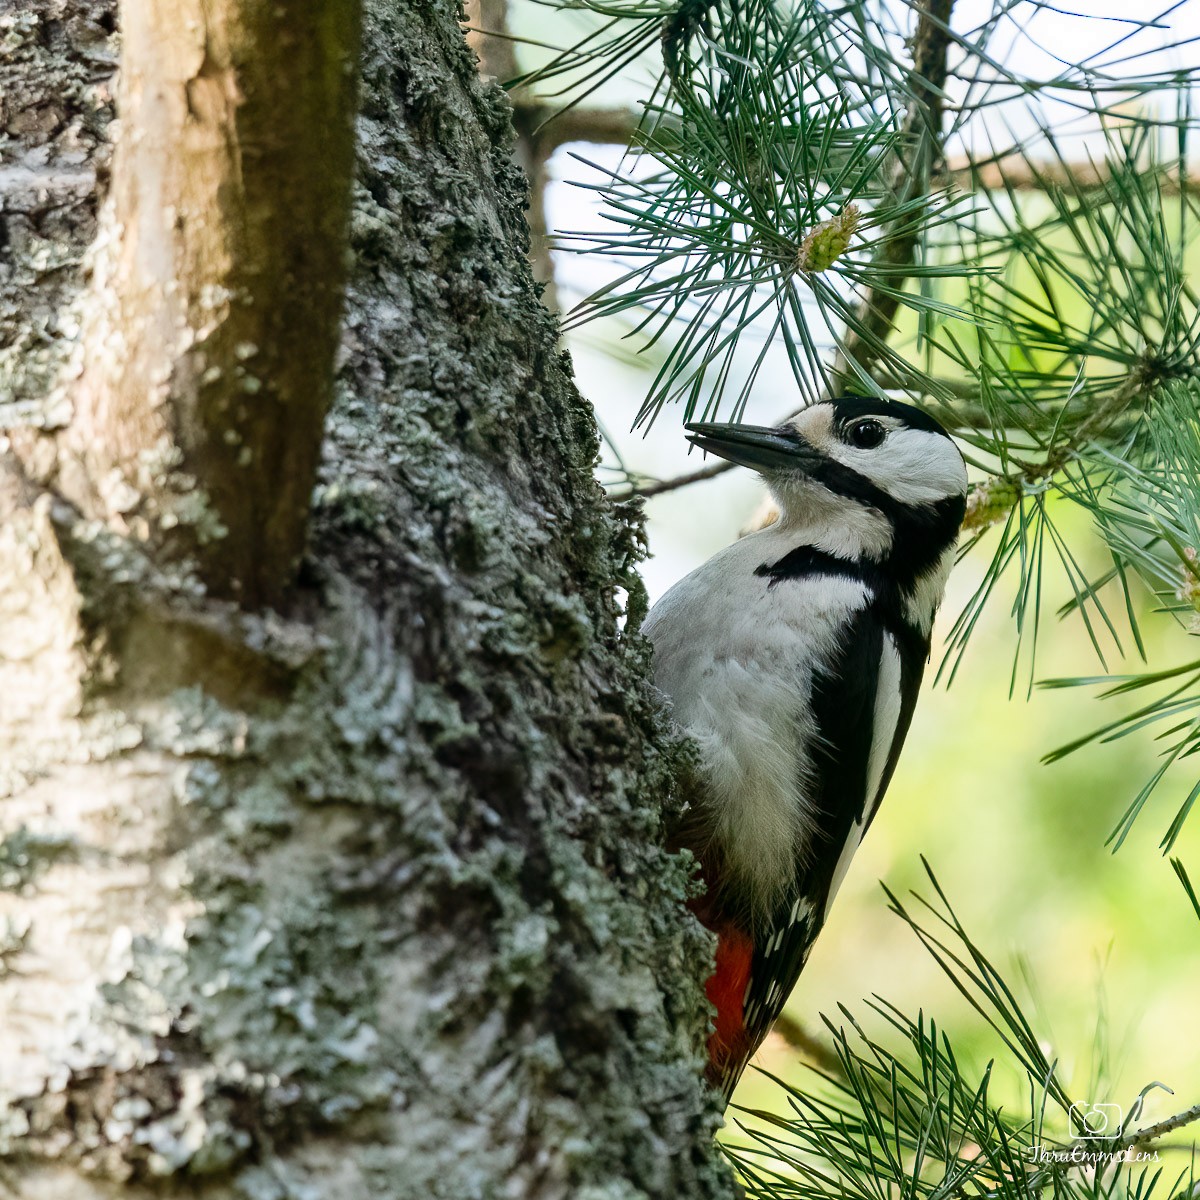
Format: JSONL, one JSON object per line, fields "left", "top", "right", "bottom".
{"left": 718, "top": 603, "right": 927, "bottom": 1101}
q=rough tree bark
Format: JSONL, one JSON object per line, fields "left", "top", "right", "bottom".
{"left": 0, "top": 1, "right": 733, "bottom": 1197}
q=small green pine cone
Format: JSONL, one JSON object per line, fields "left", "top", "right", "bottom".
{"left": 797, "top": 204, "right": 860, "bottom": 272}
{"left": 1175, "top": 546, "right": 1200, "bottom": 613}
{"left": 963, "top": 477, "right": 1022, "bottom": 531}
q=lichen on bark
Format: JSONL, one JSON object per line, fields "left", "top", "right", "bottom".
{"left": 0, "top": 0, "right": 734, "bottom": 1197}
{"left": 0, "top": 0, "right": 114, "bottom": 417}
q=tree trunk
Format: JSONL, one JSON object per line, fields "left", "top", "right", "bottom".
{"left": 0, "top": 1, "right": 733, "bottom": 1197}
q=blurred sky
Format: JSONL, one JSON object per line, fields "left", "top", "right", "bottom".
{"left": 518, "top": 0, "right": 1200, "bottom": 1130}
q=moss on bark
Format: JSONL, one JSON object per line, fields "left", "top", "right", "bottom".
{"left": 0, "top": 1, "right": 734, "bottom": 1196}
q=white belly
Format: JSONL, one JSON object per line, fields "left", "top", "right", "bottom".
{"left": 643, "top": 527, "right": 870, "bottom": 921}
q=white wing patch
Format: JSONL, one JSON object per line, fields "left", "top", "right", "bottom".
{"left": 865, "top": 633, "right": 903, "bottom": 806}
{"left": 823, "top": 632, "right": 903, "bottom": 918}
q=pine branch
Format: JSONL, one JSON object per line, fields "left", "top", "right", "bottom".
{"left": 830, "top": 0, "right": 956, "bottom": 390}
{"left": 1114, "top": 1104, "right": 1200, "bottom": 1149}
{"left": 727, "top": 865, "right": 1200, "bottom": 1200}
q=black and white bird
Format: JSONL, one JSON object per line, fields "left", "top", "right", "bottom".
{"left": 643, "top": 395, "right": 967, "bottom": 1102}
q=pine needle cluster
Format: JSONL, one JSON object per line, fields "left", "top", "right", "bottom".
{"left": 515, "top": 0, "right": 1200, "bottom": 856}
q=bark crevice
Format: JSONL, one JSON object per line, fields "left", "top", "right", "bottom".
{"left": 0, "top": 0, "right": 732, "bottom": 1196}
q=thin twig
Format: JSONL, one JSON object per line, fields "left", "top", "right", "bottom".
{"left": 519, "top": 104, "right": 645, "bottom": 152}
{"left": 610, "top": 460, "right": 733, "bottom": 501}
{"left": 830, "top": 0, "right": 956, "bottom": 391}
{"left": 1116, "top": 1102, "right": 1200, "bottom": 1149}
{"left": 769, "top": 1012, "right": 845, "bottom": 1078}
{"left": 608, "top": 371, "right": 996, "bottom": 502}
{"left": 472, "top": 92, "right": 1200, "bottom": 189}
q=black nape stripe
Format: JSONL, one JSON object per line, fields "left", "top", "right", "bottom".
{"left": 755, "top": 545, "right": 930, "bottom": 661}
{"left": 886, "top": 493, "right": 965, "bottom": 587}
{"left": 754, "top": 545, "right": 862, "bottom": 587}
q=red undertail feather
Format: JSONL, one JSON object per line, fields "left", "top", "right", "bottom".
{"left": 705, "top": 925, "right": 754, "bottom": 1094}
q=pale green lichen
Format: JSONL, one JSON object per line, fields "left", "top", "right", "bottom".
{"left": 0, "top": 0, "right": 730, "bottom": 1195}
{"left": 0, "top": 3, "right": 115, "bottom": 412}
{"left": 0, "top": 828, "right": 78, "bottom": 892}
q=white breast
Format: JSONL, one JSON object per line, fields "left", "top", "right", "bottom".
{"left": 643, "top": 525, "right": 870, "bottom": 922}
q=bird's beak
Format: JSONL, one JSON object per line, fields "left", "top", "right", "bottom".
{"left": 685, "top": 422, "right": 819, "bottom": 473}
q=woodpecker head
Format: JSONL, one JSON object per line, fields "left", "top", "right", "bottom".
{"left": 686, "top": 396, "right": 967, "bottom": 579}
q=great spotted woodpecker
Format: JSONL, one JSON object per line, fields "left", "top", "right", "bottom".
{"left": 643, "top": 396, "right": 967, "bottom": 1102}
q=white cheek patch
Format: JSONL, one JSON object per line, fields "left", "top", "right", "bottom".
{"left": 829, "top": 427, "right": 966, "bottom": 505}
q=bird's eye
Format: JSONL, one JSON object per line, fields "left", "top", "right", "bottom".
{"left": 846, "top": 418, "right": 886, "bottom": 449}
